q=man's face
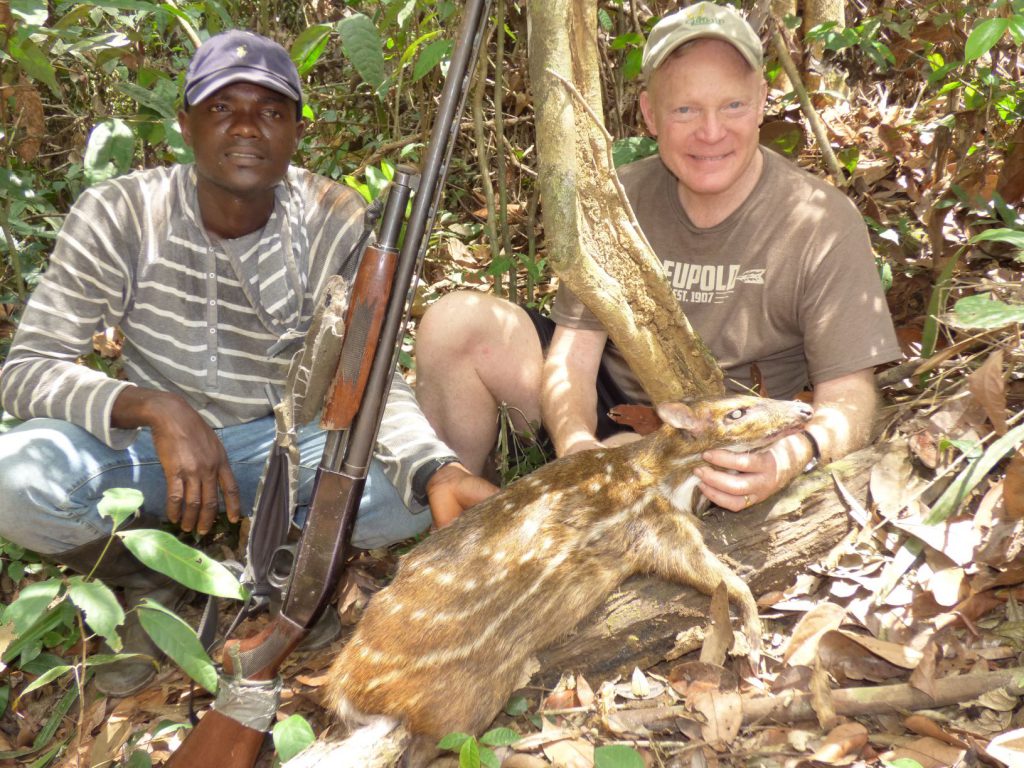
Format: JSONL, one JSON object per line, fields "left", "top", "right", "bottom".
{"left": 640, "top": 39, "right": 766, "bottom": 206}
{"left": 178, "top": 82, "right": 305, "bottom": 199}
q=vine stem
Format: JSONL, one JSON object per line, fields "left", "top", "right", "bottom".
{"left": 769, "top": 18, "right": 847, "bottom": 186}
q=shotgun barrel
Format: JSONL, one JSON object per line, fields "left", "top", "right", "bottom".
{"left": 164, "top": 0, "right": 491, "bottom": 764}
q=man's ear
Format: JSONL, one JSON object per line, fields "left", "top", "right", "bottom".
{"left": 295, "top": 119, "right": 307, "bottom": 143}
{"left": 177, "top": 109, "right": 193, "bottom": 147}
{"left": 639, "top": 90, "right": 658, "bottom": 137}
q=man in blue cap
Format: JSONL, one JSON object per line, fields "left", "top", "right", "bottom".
{"left": 0, "top": 30, "right": 493, "bottom": 695}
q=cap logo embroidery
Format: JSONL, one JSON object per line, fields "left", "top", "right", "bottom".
{"left": 235, "top": 45, "right": 247, "bottom": 59}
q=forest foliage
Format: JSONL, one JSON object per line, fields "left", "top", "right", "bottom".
{"left": 1, "top": 0, "right": 1023, "bottom": 766}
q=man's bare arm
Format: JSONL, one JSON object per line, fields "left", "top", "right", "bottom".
{"left": 695, "top": 368, "right": 879, "bottom": 511}
{"left": 541, "top": 325, "right": 608, "bottom": 457}
{"left": 111, "top": 386, "right": 241, "bottom": 534}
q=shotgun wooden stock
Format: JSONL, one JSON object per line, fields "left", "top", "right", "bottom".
{"left": 165, "top": 0, "right": 491, "bottom": 764}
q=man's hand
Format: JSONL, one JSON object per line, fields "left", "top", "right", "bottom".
{"left": 694, "top": 368, "right": 880, "bottom": 511}
{"left": 112, "top": 387, "right": 241, "bottom": 534}
{"left": 425, "top": 461, "right": 498, "bottom": 529}
{"left": 694, "top": 431, "right": 811, "bottom": 512}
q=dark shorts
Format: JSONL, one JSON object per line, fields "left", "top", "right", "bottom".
{"left": 525, "top": 309, "right": 630, "bottom": 441}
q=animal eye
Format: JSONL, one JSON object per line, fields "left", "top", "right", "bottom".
{"left": 726, "top": 408, "right": 746, "bottom": 421}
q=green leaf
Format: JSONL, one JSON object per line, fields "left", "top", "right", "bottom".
{"left": 437, "top": 732, "right": 472, "bottom": 752}
{"left": 337, "top": 13, "right": 387, "bottom": 93}
{"left": 480, "top": 727, "right": 520, "bottom": 747}
{"left": 952, "top": 293, "right": 1024, "bottom": 329}
{"left": 595, "top": 744, "right": 646, "bottom": 768}
{"left": 97, "top": 487, "right": 144, "bottom": 529}
{"left": 884, "top": 760, "right": 925, "bottom": 768}
{"left": 118, "top": 529, "right": 247, "bottom": 600}
{"left": 292, "top": 24, "right": 333, "bottom": 76}
{"left": 17, "top": 664, "right": 74, "bottom": 699}
{"left": 504, "top": 694, "right": 529, "bottom": 716}
{"left": 83, "top": 119, "right": 137, "bottom": 187}
{"left": 8, "top": 33, "right": 62, "bottom": 96}
{"left": 137, "top": 599, "right": 218, "bottom": 692}
{"left": 927, "top": 420, "right": 1024, "bottom": 524}
{"left": 479, "top": 747, "right": 499, "bottom": 768}
{"left": 970, "top": 227, "right": 1024, "bottom": 252}
{"left": 965, "top": 17, "right": 1010, "bottom": 61}
{"left": 3, "top": 579, "right": 62, "bottom": 635}
{"left": 123, "top": 749, "right": 153, "bottom": 768}
{"left": 459, "top": 736, "right": 480, "bottom": 768}
{"left": 0, "top": 685, "right": 8, "bottom": 717}
{"left": 921, "top": 248, "right": 962, "bottom": 359}
{"left": 12, "top": 0, "right": 49, "bottom": 26}
{"left": 273, "top": 714, "right": 316, "bottom": 762}
{"left": 622, "top": 48, "right": 643, "bottom": 81}
{"left": 612, "top": 136, "right": 658, "bottom": 167}
{"left": 66, "top": 576, "right": 125, "bottom": 651}
{"left": 413, "top": 39, "right": 452, "bottom": 82}
{"left": 114, "top": 79, "right": 179, "bottom": 119}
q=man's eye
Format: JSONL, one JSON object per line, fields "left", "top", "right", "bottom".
{"left": 263, "top": 110, "right": 282, "bottom": 119}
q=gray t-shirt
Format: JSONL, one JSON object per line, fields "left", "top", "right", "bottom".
{"left": 552, "top": 148, "right": 901, "bottom": 401}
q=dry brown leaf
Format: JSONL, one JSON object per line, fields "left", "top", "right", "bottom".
{"left": 886, "top": 511, "right": 979, "bottom": 567}
{"left": 1004, "top": 451, "right": 1024, "bottom": 520}
{"left": 818, "top": 631, "right": 909, "bottom": 684}
{"left": 996, "top": 125, "right": 1024, "bottom": 204}
{"left": 878, "top": 123, "right": 910, "bottom": 157}
{"left": 908, "top": 429, "right": 940, "bottom": 469}
{"left": 575, "top": 674, "right": 594, "bottom": 708}
{"left": 870, "top": 446, "right": 918, "bottom": 518}
{"left": 833, "top": 630, "right": 923, "bottom": 669}
{"left": 987, "top": 727, "right": 1024, "bottom": 767}
{"left": 501, "top": 755, "right": 550, "bottom": 768}
{"left": 699, "top": 581, "right": 733, "bottom": 666}
{"left": 809, "top": 662, "right": 838, "bottom": 731}
{"left": 926, "top": 566, "right": 966, "bottom": 607}
{"left": 542, "top": 737, "right": 594, "bottom": 768}
{"left": 886, "top": 736, "right": 966, "bottom": 767}
{"left": 968, "top": 349, "right": 1007, "bottom": 435}
{"left": 903, "top": 714, "right": 967, "bottom": 747}
{"left": 782, "top": 602, "right": 847, "bottom": 666}
{"left": 809, "top": 721, "right": 870, "bottom": 763}
{"left": 689, "top": 688, "right": 742, "bottom": 750}
{"left": 89, "top": 714, "right": 135, "bottom": 767}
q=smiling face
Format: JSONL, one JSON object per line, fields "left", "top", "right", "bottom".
{"left": 640, "top": 39, "right": 767, "bottom": 224}
{"left": 178, "top": 81, "right": 304, "bottom": 204}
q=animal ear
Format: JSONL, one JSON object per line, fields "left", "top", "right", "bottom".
{"left": 656, "top": 402, "right": 705, "bottom": 432}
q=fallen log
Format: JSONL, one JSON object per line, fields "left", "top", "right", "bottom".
{"left": 531, "top": 440, "right": 906, "bottom": 686}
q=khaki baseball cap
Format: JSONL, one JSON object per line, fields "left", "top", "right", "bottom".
{"left": 642, "top": 2, "right": 763, "bottom": 78}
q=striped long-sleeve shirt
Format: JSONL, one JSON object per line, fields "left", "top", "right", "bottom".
{"left": 0, "top": 163, "right": 455, "bottom": 509}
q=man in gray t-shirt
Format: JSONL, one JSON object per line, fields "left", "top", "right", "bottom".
{"left": 415, "top": 3, "right": 900, "bottom": 510}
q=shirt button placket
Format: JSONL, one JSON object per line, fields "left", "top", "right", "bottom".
{"left": 207, "top": 252, "right": 219, "bottom": 388}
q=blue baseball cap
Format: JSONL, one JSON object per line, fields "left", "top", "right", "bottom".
{"left": 184, "top": 30, "right": 302, "bottom": 113}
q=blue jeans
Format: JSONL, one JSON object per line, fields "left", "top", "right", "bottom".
{"left": 0, "top": 416, "right": 431, "bottom": 556}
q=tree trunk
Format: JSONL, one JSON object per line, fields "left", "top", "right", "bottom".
{"left": 527, "top": 0, "right": 724, "bottom": 402}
